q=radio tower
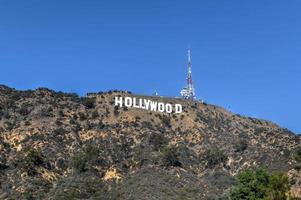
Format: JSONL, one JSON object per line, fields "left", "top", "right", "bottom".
{"left": 180, "top": 49, "right": 196, "bottom": 100}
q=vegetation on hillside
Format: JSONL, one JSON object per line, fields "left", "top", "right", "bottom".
{"left": 0, "top": 85, "right": 300, "bottom": 199}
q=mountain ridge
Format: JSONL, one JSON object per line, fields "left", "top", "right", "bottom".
{"left": 0, "top": 85, "right": 300, "bottom": 199}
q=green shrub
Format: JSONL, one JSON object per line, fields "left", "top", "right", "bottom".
{"left": 39, "top": 106, "right": 53, "bottom": 117}
{"left": 79, "top": 112, "right": 87, "bottom": 121}
{"left": 266, "top": 172, "right": 289, "bottom": 200}
{"left": 234, "top": 139, "right": 248, "bottom": 152}
{"left": 22, "top": 148, "right": 45, "bottom": 176}
{"left": 149, "top": 132, "right": 169, "bottom": 151}
{"left": 161, "top": 146, "right": 182, "bottom": 167}
{"left": 4, "top": 121, "right": 15, "bottom": 131}
{"left": 91, "top": 110, "right": 99, "bottom": 119}
{"left": 26, "top": 148, "right": 44, "bottom": 166}
{"left": 293, "top": 163, "right": 301, "bottom": 171}
{"left": 161, "top": 115, "right": 171, "bottom": 128}
{"left": 55, "top": 119, "right": 63, "bottom": 126}
{"left": 114, "top": 106, "right": 119, "bottom": 116}
{"left": 24, "top": 120, "right": 31, "bottom": 126}
{"left": 230, "top": 168, "right": 290, "bottom": 200}
{"left": 53, "top": 127, "right": 67, "bottom": 135}
{"left": 58, "top": 110, "right": 64, "bottom": 117}
{"left": 19, "top": 103, "right": 31, "bottom": 115}
{"left": 49, "top": 174, "right": 106, "bottom": 200}
{"left": 293, "top": 146, "right": 301, "bottom": 162}
{"left": 71, "top": 144, "right": 105, "bottom": 173}
{"left": 0, "top": 154, "right": 8, "bottom": 170}
{"left": 98, "top": 121, "right": 105, "bottom": 129}
{"left": 203, "top": 148, "right": 228, "bottom": 168}
{"left": 82, "top": 97, "right": 96, "bottom": 109}
{"left": 84, "top": 143, "right": 101, "bottom": 160}
{"left": 293, "top": 146, "right": 301, "bottom": 171}
{"left": 230, "top": 168, "right": 269, "bottom": 200}
{"left": 71, "top": 152, "right": 87, "bottom": 173}
{"left": 141, "top": 121, "right": 153, "bottom": 129}
{"left": 69, "top": 118, "right": 77, "bottom": 125}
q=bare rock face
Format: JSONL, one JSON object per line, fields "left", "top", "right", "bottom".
{"left": 0, "top": 85, "right": 300, "bottom": 199}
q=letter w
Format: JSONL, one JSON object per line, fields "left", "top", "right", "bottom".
{"left": 150, "top": 101, "right": 157, "bottom": 111}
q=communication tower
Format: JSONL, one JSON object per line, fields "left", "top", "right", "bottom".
{"left": 180, "top": 49, "right": 196, "bottom": 100}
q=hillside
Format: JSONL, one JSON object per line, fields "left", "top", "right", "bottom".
{"left": 0, "top": 85, "right": 300, "bottom": 199}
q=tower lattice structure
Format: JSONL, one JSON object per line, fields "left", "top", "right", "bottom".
{"left": 180, "top": 49, "right": 196, "bottom": 100}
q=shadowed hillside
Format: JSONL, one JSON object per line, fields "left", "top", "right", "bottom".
{"left": 0, "top": 85, "right": 300, "bottom": 199}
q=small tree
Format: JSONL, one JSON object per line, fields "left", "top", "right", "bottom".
{"left": 230, "top": 168, "right": 269, "bottom": 200}
{"left": 230, "top": 168, "right": 290, "bottom": 200}
{"left": 266, "top": 172, "right": 289, "bottom": 200}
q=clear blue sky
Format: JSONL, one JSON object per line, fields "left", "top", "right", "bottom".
{"left": 0, "top": 0, "right": 300, "bottom": 133}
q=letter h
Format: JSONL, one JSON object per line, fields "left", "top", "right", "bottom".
{"left": 115, "top": 96, "right": 123, "bottom": 107}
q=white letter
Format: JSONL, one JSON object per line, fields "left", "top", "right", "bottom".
{"left": 133, "top": 97, "right": 140, "bottom": 108}
{"left": 115, "top": 96, "right": 123, "bottom": 107}
{"left": 175, "top": 104, "right": 182, "bottom": 113}
{"left": 150, "top": 101, "right": 157, "bottom": 111}
{"left": 124, "top": 97, "right": 132, "bottom": 107}
{"left": 144, "top": 99, "right": 151, "bottom": 110}
{"left": 139, "top": 98, "right": 145, "bottom": 109}
{"left": 158, "top": 102, "right": 165, "bottom": 112}
{"left": 165, "top": 104, "right": 172, "bottom": 113}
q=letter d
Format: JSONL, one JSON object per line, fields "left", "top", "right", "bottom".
{"left": 175, "top": 104, "right": 182, "bottom": 114}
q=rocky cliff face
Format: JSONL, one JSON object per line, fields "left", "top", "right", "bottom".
{"left": 0, "top": 85, "right": 300, "bottom": 199}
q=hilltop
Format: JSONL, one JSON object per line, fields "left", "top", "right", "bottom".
{"left": 0, "top": 85, "right": 300, "bottom": 199}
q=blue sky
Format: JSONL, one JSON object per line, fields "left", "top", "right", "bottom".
{"left": 0, "top": 0, "right": 300, "bottom": 133}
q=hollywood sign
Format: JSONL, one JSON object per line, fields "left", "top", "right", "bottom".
{"left": 115, "top": 96, "right": 183, "bottom": 114}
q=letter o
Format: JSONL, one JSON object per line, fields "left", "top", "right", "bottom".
{"left": 158, "top": 102, "right": 165, "bottom": 112}
{"left": 124, "top": 97, "right": 132, "bottom": 107}
{"left": 165, "top": 104, "right": 172, "bottom": 113}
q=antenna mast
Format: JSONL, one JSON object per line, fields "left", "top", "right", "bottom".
{"left": 180, "top": 49, "right": 196, "bottom": 100}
